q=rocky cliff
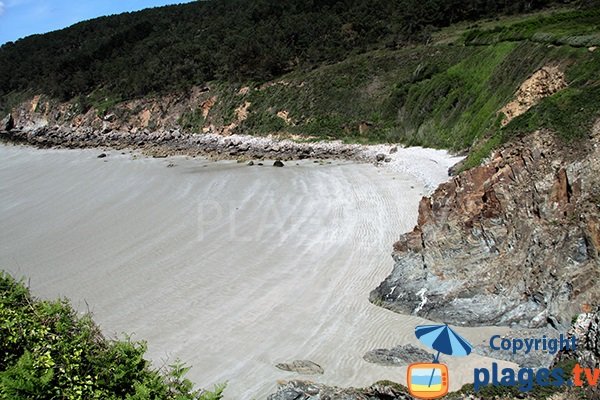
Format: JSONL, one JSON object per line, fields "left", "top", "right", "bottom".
{"left": 370, "top": 124, "right": 600, "bottom": 329}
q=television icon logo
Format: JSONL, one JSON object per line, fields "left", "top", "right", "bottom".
{"left": 407, "top": 362, "right": 449, "bottom": 399}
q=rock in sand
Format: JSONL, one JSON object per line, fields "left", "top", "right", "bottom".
{"left": 275, "top": 360, "right": 324, "bottom": 375}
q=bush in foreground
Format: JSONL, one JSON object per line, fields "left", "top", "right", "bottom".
{"left": 0, "top": 272, "right": 224, "bottom": 400}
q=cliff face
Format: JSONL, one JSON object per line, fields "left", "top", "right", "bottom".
{"left": 371, "top": 124, "right": 600, "bottom": 329}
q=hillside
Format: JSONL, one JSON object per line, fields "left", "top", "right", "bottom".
{"left": 0, "top": 0, "right": 561, "bottom": 100}
{"left": 1, "top": 2, "right": 599, "bottom": 170}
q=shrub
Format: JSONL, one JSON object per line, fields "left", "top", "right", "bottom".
{"left": 0, "top": 272, "right": 224, "bottom": 400}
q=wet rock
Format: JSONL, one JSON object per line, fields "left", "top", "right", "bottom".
{"left": 389, "top": 146, "right": 398, "bottom": 154}
{"left": 273, "top": 160, "right": 285, "bottom": 167}
{"left": 364, "top": 344, "right": 434, "bottom": 366}
{"left": 375, "top": 153, "right": 386, "bottom": 162}
{"left": 384, "top": 157, "right": 392, "bottom": 163}
{"left": 97, "top": 153, "right": 107, "bottom": 158}
{"left": 275, "top": 360, "right": 324, "bottom": 375}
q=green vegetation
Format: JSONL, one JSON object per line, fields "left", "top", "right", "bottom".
{"left": 179, "top": 109, "right": 206, "bottom": 133}
{"left": 463, "top": 8, "right": 600, "bottom": 46}
{"left": 1, "top": 0, "right": 599, "bottom": 168}
{"left": 0, "top": 0, "right": 562, "bottom": 102}
{"left": 0, "top": 272, "right": 224, "bottom": 400}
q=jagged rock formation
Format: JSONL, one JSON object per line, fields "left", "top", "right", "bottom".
{"left": 554, "top": 308, "right": 600, "bottom": 369}
{"left": 370, "top": 125, "right": 600, "bottom": 329}
{"left": 267, "top": 381, "right": 415, "bottom": 400}
{"left": 550, "top": 308, "right": 600, "bottom": 399}
{"left": 1, "top": 113, "right": 13, "bottom": 131}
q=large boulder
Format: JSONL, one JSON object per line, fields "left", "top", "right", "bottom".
{"left": 1, "top": 113, "right": 14, "bottom": 131}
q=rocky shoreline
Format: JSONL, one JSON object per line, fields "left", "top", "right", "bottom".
{"left": 0, "top": 123, "right": 367, "bottom": 162}
{"left": 370, "top": 126, "right": 600, "bottom": 330}
{"left": 0, "top": 117, "right": 461, "bottom": 193}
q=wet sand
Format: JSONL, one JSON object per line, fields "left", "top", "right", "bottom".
{"left": 0, "top": 144, "right": 512, "bottom": 399}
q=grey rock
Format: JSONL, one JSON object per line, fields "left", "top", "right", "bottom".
{"left": 267, "top": 381, "right": 414, "bottom": 400}
{"left": 384, "top": 157, "right": 392, "bottom": 163}
{"left": 267, "top": 387, "right": 307, "bottom": 400}
{"left": 375, "top": 153, "right": 386, "bottom": 162}
{"left": 551, "top": 308, "right": 600, "bottom": 398}
{"left": 273, "top": 160, "right": 285, "bottom": 167}
{"left": 1, "top": 113, "right": 14, "bottom": 131}
{"left": 97, "top": 153, "right": 107, "bottom": 158}
{"left": 389, "top": 146, "right": 398, "bottom": 154}
{"left": 554, "top": 309, "right": 600, "bottom": 369}
{"left": 363, "top": 344, "right": 434, "bottom": 366}
{"left": 370, "top": 130, "right": 600, "bottom": 328}
{"left": 275, "top": 360, "right": 323, "bottom": 375}
{"left": 247, "top": 160, "right": 254, "bottom": 166}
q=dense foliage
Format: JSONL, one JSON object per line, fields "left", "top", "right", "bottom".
{"left": 0, "top": 0, "right": 562, "bottom": 101}
{"left": 0, "top": 272, "right": 224, "bottom": 400}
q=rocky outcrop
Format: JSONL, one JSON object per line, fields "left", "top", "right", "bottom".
{"left": 549, "top": 307, "right": 600, "bottom": 398}
{"left": 363, "top": 344, "right": 434, "bottom": 366}
{"left": 267, "top": 381, "right": 414, "bottom": 400}
{"left": 1, "top": 113, "right": 13, "bottom": 131}
{"left": 371, "top": 126, "right": 600, "bottom": 329}
{"left": 554, "top": 308, "right": 600, "bottom": 369}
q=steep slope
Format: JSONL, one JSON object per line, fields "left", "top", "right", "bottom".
{"left": 370, "top": 125, "right": 600, "bottom": 328}
{"left": 0, "top": 0, "right": 555, "bottom": 102}
{"left": 2, "top": 7, "right": 599, "bottom": 158}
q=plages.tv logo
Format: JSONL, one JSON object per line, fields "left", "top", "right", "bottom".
{"left": 407, "top": 324, "right": 473, "bottom": 399}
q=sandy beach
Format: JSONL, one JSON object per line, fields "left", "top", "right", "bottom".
{"left": 0, "top": 143, "right": 513, "bottom": 399}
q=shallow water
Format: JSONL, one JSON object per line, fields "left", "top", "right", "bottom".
{"left": 0, "top": 144, "right": 511, "bottom": 399}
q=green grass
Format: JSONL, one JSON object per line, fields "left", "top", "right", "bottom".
{"left": 463, "top": 8, "right": 600, "bottom": 46}
{"left": 179, "top": 108, "right": 206, "bottom": 133}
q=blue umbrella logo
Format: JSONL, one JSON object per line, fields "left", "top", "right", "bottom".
{"left": 414, "top": 324, "right": 473, "bottom": 387}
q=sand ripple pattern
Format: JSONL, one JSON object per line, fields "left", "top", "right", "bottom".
{"left": 0, "top": 145, "right": 511, "bottom": 399}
